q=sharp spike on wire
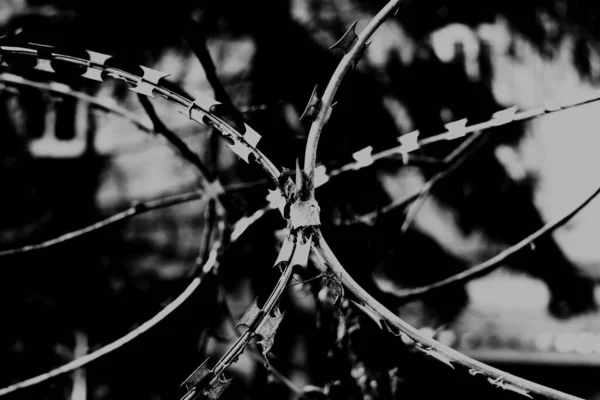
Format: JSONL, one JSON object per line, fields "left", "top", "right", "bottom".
{"left": 255, "top": 307, "right": 285, "bottom": 360}
{"left": 398, "top": 130, "right": 420, "bottom": 163}
{"left": 299, "top": 85, "right": 320, "bottom": 121}
{"left": 129, "top": 66, "right": 170, "bottom": 98}
{"left": 81, "top": 50, "right": 112, "bottom": 82}
{"left": 266, "top": 188, "right": 286, "bottom": 213}
{"left": 314, "top": 165, "right": 330, "bottom": 188}
{"left": 488, "top": 377, "right": 533, "bottom": 399}
{"left": 188, "top": 91, "right": 222, "bottom": 119}
{"left": 444, "top": 118, "right": 469, "bottom": 140}
{"left": 181, "top": 358, "right": 212, "bottom": 391}
{"left": 232, "top": 299, "right": 285, "bottom": 363}
{"left": 491, "top": 106, "right": 518, "bottom": 125}
{"left": 203, "top": 377, "right": 233, "bottom": 400}
{"left": 351, "top": 41, "right": 372, "bottom": 68}
{"left": 352, "top": 146, "right": 374, "bottom": 169}
{"left": 352, "top": 300, "right": 386, "bottom": 330}
{"left": 34, "top": 55, "right": 55, "bottom": 73}
{"left": 290, "top": 235, "right": 312, "bottom": 269}
{"left": 31, "top": 44, "right": 56, "bottom": 74}
{"left": 226, "top": 141, "right": 252, "bottom": 163}
{"left": 275, "top": 236, "right": 295, "bottom": 268}
{"left": 241, "top": 124, "right": 261, "bottom": 147}
{"left": 330, "top": 21, "right": 359, "bottom": 54}
{"left": 226, "top": 124, "right": 261, "bottom": 163}
{"left": 416, "top": 347, "right": 455, "bottom": 369}
{"left": 235, "top": 298, "right": 262, "bottom": 330}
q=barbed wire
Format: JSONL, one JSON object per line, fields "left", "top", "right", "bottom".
{"left": 1, "top": 5, "right": 599, "bottom": 397}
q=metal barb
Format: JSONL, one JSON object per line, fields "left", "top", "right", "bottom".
{"left": 129, "top": 66, "right": 170, "bottom": 98}
{"left": 241, "top": 124, "right": 261, "bottom": 148}
{"left": 417, "top": 347, "right": 454, "bottom": 369}
{"left": 181, "top": 358, "right": 212, "bottom": 391}
{"left": 226, "top": 123, "right": 262, "bottom": 163}
{"left": 444, "top": 118, "right": 468, "bottom": 140}
{"left": 188, "top": 91, "right": 222, "bottom": 119}
{"left": 233, "top": 299, "right": 285, "bottom": 366}
{"left": 314, "top": 165, "right": 330, "bottom": 188}
{"left": 398, "top": 130, "right": 420, "bottom": 156}
{"left": 352, "top": 146, "right": 374, "bottom": 169}
{"left": 350, "top": 41, "right": 372, "bottom": 68}
{"left": 491, "top": 106, "right": 518, "bottom": 125}
{"left": 226, "top": 140, "right": 252, "bottom": 163}
{"left": 255, "top": 307, "right": 285, "bottom": 359}
{"left": 81, "top": 50, "right": 112, "bottom": 82}
{"left": 34, "top": 57, "right": 55, "bottom": 74}
{"left": 487, "top": 377, "right": 532, "bottom": 398}
{"left": 351, "top": 300, "right": 385, "bottom": 330}
{"left": 290, "top": 235, "right": 312, "bottom": 269}
{"left": 32, "top": 45, "right": 56, "bottom": 74}
{"left": 267, "top": 188, "right": 287, "bottom": 213}
{"left": 275, "top": 236, "right": 296, "bottom": 268}
{"left": 202, "top": 377, "right": 233, "bottom": 400}
{"left": 235, "top": 298, "right": 262, "bottom": 330}
{"left": 300, "top": 85, "right": 320, "bottom": 121}
{"left": 330, "top": 21, "right": 359, "bottom": 54}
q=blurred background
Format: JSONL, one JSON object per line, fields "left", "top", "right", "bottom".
{"left": 3, "top": 0, "right": 600, "bottom": 399}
